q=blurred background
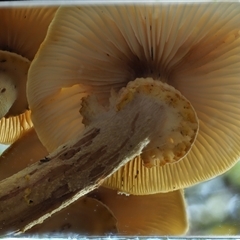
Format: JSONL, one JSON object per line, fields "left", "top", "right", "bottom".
{"left": 1, "top": 143, "right": 240, "bottom": 236}
{"left": 185, "top": 161, "right": 240, "bottom": 236}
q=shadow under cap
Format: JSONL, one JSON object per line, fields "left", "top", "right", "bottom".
{"left": 27, "top": 3, "right": 240, "bottom": 193}
{"left": 0, "top": 6, "right": 57, "bottom": 144}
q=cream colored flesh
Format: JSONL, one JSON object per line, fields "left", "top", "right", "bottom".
{"left": 80, "top": 77, "right": 198, "bottom": 167}
{"left": 116, "top": 78, "right": 198, "bottom": 167}
{"left": 0, "top": 72, "right": 17, "bottom": 119}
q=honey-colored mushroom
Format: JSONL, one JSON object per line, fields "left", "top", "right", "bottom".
{"left": 89, "top": 186, "right": 188, "bottom": 235}
{"left": 27, "top": 197, "right": 118, "bottom": 236}
{"left": 0, "top": 6, "right": 56, "bottom": 144}
{"left": 27, "top": 3, "right": 240, "bottom": 194}
{"left": 0, "top": 128, "right": 48, "bottom": 180}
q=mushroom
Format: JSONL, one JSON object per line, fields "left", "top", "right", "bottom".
{"left": 27, "top": 2, "right": 240, "bottom": 194}
{"left": 0, "top": 6, "right": 56, "bottom": 144}
{"left": 89, "top": 186, "right": 188, "bottom": 235}
{"left": 0, "top": 128, "right": 48, "bottom": 180}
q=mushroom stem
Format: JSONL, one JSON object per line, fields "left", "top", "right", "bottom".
{"left": 0, "top": 72, "right": 17, "bottom": 119}
{"left": 0, "top": 81, "right": 167, "bottom": 235}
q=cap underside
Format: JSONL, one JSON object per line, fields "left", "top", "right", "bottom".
{"left": 0, "top": 51, "right": 32, "bottom": 144}
{"left": 0, "top": 110, "right": 32, "bottom": 144}
{"left": 0, "top": 6, "right": 57, "bottom": 144}
{"left": 0, "top": 6, "right": 57, "bottom": 60}
{"left": 28, "top": 3, "right": 240, "bottom": 193}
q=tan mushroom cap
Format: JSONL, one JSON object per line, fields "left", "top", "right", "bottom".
{"left": 0, "top": 127, "right": 48, "bottom": 181}
{"left": 0, "top": 6, "right": 57, "bottom": 144}
{"left": 0, "top": 6, "right": 57, "bottom": 61}
{"left": 0, "top": 51, "right": 30, "bottom": 118}
{"left": 27, "top": 197, "right": 118, "bottom": 236}
{"left": 28, "top": 3, "right": 240, "bottom": 193}
{"left": 0, "top": 50, "right": 31, "bottom": 143}
{"left": 89, "top": 186, "right": 188, "bottom": 235}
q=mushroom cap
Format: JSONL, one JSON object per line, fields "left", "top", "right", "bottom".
{"left": 27, "top": 3, "right": 240, "bottom": 193}
{"left": 0, "top": 127, "right": 48, "bottom": 181}
{"left": 89, "top": 186, "right": 188, "bottom": 235}
{"left": 27, "top": 196, "right": 118, "bottom": 236}
{"left": 0, "top": 50, "right": 31, "bottom": 144}
{"left": 0, "top": 50, "right": 30, "bottom": 118}
{"left": 0, "top": 111, "right": 32, "bottom": 144}
{"left": 0, "top": 6, "right": 57, "bottom": 144}
{"left": 0, "top": 6, "right": 57, "bottom": 61}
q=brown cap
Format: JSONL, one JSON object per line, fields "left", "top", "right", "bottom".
{"left": 27, "top": 3, "right": 240, "bottom": 193}
{"left": 0, "top": 6, "right": 57, "bottom": 61}
{"left": 27, "top": 196, "right": 118, "bottom": 235}
{"left": 0, "top": 127, "right": 48, "bottom": 181}
{"left": 0, "top": 6, "right": 56, "bottom": 144}
{"left": 89, "top": 186, "right": 188, "bottom": 235}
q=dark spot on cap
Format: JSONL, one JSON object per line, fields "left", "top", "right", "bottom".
{"left": 1, "top": 88, "right": 6, "bottom": 93}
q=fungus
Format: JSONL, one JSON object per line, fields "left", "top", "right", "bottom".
{"left": 0, "top": 128, "right": 48, "bottom": 180}
{"left": 0, "top": 6, "right": 56, "bottom": 144}
{"left": 27, "top": 3, "right": 240, "bottom": 194}
{"left": 27, "top": 197, "right": 118, "bottom": 235}
{"left": 89, "top": 186, "right": 188, "bottom": 235}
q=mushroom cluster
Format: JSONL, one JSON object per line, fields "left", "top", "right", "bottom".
{"left": 1, "top": 1, "right": 240, "bottom": 236}
{"left": 27, "top": 2, "right": 240, "bottom": 195}
{"left": 0, "top": 6, "right": 56, "bottom": 144}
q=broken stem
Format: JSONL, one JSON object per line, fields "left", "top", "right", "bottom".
{"left": 0, "top": 93, "right": 165, "bottom": 235}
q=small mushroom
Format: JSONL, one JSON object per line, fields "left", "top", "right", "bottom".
{"left": 0, "top": 6, "right": 56, "bottom": 144}
{"left": 89, "top": 186, "right": 188, "bottom": 235}
{"left": 27, "top": 3, "right": 240, "bottom": 193}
